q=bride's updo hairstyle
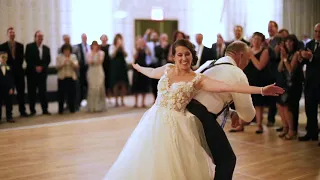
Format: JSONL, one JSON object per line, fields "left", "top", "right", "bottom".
{"left": 171, "top": 39, "right": 198, "bottom": 66}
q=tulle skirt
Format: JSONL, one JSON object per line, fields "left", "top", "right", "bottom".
{"left": 104, "top": 105, "right": 214, "bottom": 180}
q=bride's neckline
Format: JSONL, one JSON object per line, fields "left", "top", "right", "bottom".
{"left": 165, "top": 72, "right": 198, "bottom": 89}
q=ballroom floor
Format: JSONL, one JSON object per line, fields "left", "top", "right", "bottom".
{"left": 0, "top": 94, "right": 319, "bottom": 180}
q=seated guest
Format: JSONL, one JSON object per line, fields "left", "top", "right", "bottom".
{"left": 56, "top": 44, "right": 79, "bottom": 114}
{"left": 0, "top": 52, "right": 14, "bottom": 123}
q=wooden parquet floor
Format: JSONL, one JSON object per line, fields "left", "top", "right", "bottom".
{"left": 0, "top": 94, "right": 319, "bottom": 180}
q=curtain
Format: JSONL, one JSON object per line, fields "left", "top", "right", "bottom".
{"left": 283, "top": 0, "right": 320, "bottom": 39}
{"left": 222, "top": 0, "right": 283, "bottom": 41}
{"left": 0, "top": 0, "right": 66, "bottom": 65}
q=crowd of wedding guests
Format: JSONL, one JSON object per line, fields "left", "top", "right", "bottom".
{"left": 0, "top": 21, "right": 319, "bottom": 146}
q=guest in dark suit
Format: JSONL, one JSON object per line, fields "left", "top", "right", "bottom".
{"left": 0, "top": 27, "right": 28, "bottom": 117}
{"left": 25, "top": 31, "right": 51, "bottom": 115}
{"left": 299, "top": 23, "right": 320, "bottom": 145}
{"left": 74, "top": 33, "right": 90, "bottom": 108}
{"left": 154, "top": 33, "right": 170, "bottom": 100}
{"left": 193, "top": 33, "right": 213, "bottom": 69}
{"left": 0, "top": 52, "right": 15, "bottom": 122}
{"left": 211, "top": 34, "right": 227, "bottom": 60}
{"left": 228, "top": 25, "right": 250, "bottom": 46}
{"left": 266, "top": 21, "right": 281, "bottom": 127}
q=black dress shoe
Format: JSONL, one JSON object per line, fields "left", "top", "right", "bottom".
{"left": 43, "top": 111, "right": 52, "bottom": 115}
{"left": 30, "top": 111, "right": 36, "bottom": 116}
{"left": 298, "top": 134, "right": 318, "bottom": 141}
{"left": 276, "top": 127, "right": 283, "bottom": 132}
{"left": 7, "top": 118, "right": 15, "bottom": 123}
{"left": 20, "top": 112, "right": 29, "bottom": 117}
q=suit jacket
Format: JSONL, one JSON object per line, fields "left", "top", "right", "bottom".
{"left": 0, "top": 65, "right": 14, "bottom": 92}
{"left": 0, "top": 41, "right": 24, "bottom": 73}
{"left": 211, "top": 43, "right": 227, "bottom": 60}
{"left": 198, "top": 46, "right": 214, "bottom": 66}
{"left": 75, "top": 43, "right": 90, "bottom": 68}
{"left": 155, "top": 44, "right": 170, "bottom": 67}
{"left": 25, "top": 42, "right": 51, "bottom": 75}
{"left": 304, "top": 40, "right": 320, "bottom": 85}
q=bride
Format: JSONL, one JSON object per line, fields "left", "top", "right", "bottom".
{"left": 104, "top": 39, "right": 284, "bottom": 180}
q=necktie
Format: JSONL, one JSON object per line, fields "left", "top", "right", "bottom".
{"left": 10, "top": 42, "right": 15, "bottom": 59}
{"left": 85, "top": 45, "right": 88, "bottom": 53}
{"left": 314, "top": 42, "right": 319, "bottom": 53}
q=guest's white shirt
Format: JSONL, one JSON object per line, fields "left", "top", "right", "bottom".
{"left": 38, "top": 44, "right": 43, "bottom": 60}
{"left": 194, "top": 56, "right": 255, "bottom": 122}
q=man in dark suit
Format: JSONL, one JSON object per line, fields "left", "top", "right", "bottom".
{"left": 74, "top": 33, "right": 90, "bottom": 108}
{"left": 0, "top": 52, "right": 15, "bottom": 123}
{"left": 228, "top": 25, "right": 250, "bottom": 46}
{"left": 211, "top": 34, "right": 227, "bottom": 60}
{"left": 299, "top": 23, "right": 320, "bottom": 146}
{"left": 0, "top": 27, "right": 28, "bottom": 117}
{"left": 193, "top": 33, "right": 213, "bottom": 69}
{"left": 25, "top": 30, "right": 51, "bottom": 115}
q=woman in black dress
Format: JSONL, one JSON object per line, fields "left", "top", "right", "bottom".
{"left": 276, "top": 34, "right": 302, "bottom": 140}
{"left": 131, "top": 37, "right": 151, "bottom": 107}
{"left": 244, "top": 32, "right": 272, "bottom": 134}
{"left": 108, "top": 34, "right": 129, "bottom": 107}
{"left": 100, "top": 34, "right": 111, "bottom": 100}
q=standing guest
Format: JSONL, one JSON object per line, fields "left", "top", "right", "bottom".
{"left": 299, "top": 23, "right": 320, "bottom": 146}
{"left": 100, "top": 34, "right": 111, "bottom": 99}
{"left": 276, "top": 34, "right": 302, "bottom": 140}
{"left": 109, "top": 34, "right": 129, "bottom": 107}
{"left": 74, "top": 33, "right": 90, "bottom": 108}
{"left": 86, "top": 41, "right": 106, "bottom": 112}
{"left": 58, "top": 34, "right": 71, "bottom": 54}
{"left": 132, "top": 37, "right": 151, "bottom": 108}
{"left": 25, "top": 30, "right": 51, "bottom": 115}
{"left": 0, "top": 27, "right": 28, "bottom": 117}
{"left": 211, "top": 34, "right": 227, "bottom": 60}
{"left": 56, "top": 44, "right": 79, "bottom": 114}
{"left": 0, "top": 52, "right": 14, "bottom": 123}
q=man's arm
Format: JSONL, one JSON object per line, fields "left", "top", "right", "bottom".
{"left": 230, "top": 73, "right": 256, "bottom": 122}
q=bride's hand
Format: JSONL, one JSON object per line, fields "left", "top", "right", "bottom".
{"left": 132, "top": 63, "right": 140, "bottom": 71}
{"left": 262, "top": 83, "right": 285, "bottom": 96}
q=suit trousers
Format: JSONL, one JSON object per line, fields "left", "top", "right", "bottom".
{"left": 187, "top": 100, "right": 236, "bottom": 180}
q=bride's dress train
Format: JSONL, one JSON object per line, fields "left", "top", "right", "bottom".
{"left": 104, "top": 64, "right": 214, "bottom": 180}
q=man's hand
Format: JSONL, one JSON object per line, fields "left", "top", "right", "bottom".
{"left": 9, "top": 89, "right": 14, "bottom": 95}
{"left": 230, "top": 111, "right": 240, "bottom": 128}
{"left": 35, "top": 66, "right": 43, "bottom": 73}
{"left": 301, "top": 49, "right": 313, "bottom": 59}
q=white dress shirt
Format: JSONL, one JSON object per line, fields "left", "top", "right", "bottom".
{"left": 1, "top": 65, "right": 6, "bottom": 75}
{"left": 38, "top": 44, "right": 43, "bottom": 60}
{"left": 216, "top": 44, "right": 226, "bottom": 58}
{"left": 146, "top": 41, "right": 160, "bottom": 65}
{"left": 194, "top": 56, "right": 255, "bottom": 122}
{"left": 193, "top": 44, "right": 204, "bottom": 69}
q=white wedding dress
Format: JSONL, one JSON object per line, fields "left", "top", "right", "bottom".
{"left": 104, "top": 64, "right": 214, "bottom": 180}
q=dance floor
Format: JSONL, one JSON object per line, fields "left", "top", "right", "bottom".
{"left": 0, "top": 94, "right": 319, "bottom": 180}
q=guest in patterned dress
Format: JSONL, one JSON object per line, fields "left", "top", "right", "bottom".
{"left": 86, "top": 41, "right": 106, "bottom": 112}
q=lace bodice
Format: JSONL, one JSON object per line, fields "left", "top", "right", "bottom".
{"left": 155, "top": 64, "right": 202, "bottom": 113}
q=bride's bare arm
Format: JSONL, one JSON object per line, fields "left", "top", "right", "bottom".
{"left": 132, "top": 63, "right": 168, "bottom": 79}
{"left": 198, "top": 75, "right": 284, "bottom": 96}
